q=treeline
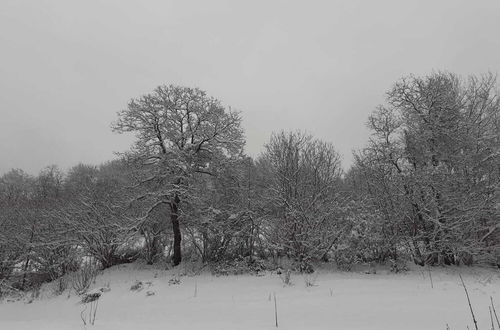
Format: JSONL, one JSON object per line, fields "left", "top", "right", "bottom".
{"left": 348, "top": 72, "right": 499, "bottom": 266}
{"left": 1, "top": 72, "right": 499, "bottom": 290}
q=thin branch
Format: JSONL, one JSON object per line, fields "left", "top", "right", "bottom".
{"left": 459, "top": 274, "right": 478, "bottom": 330}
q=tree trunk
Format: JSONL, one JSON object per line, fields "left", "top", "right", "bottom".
{"left": 21, "top": 222, "right": 37, "bottom": 290}
{"left": 21, "top": 256, "right": 30, "bottom": 290}
{"left": 170, "top": 194, "right": 182, "bottom": 266}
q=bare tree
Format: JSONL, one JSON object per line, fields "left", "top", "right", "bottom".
{"left": 259, "top": 131, "right": 348, "bottom": 265}
{"left": 57, "top": 162, "right": 138, "bottom": 269}
{"left": 0, "top": 167, "right": 72, "bottom": 289}
{"left": 112, "top": 85, "right": 245, "bottom": 266}
{"left": 352, "top": 72, "right": 500, "bottom": 266}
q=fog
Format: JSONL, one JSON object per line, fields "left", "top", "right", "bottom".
{"left": 1, "top": 0, "right": 500, "bottom": 174}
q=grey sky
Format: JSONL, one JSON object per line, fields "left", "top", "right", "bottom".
{"left": 1, "top": 0, "right": 500, "bottom": 175}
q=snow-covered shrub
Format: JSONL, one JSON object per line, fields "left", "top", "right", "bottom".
{"left": 180, "top": 260, "right": 205, "bottom": 276}
{"left": 130, "top": 201, "right": 169, "bottom": 265}
{"left": 30, "top": 283, "right": 41, "bottom": 301}
{"left": 0, "top": 280, "right": 22, "bottom": 300}
{"left": 141, "top": 225, "right": 167, "bottom": 265}
{"left": 72, "top": 262, "right": 99, "bottom": 295}
{"left": 53, "top": 276, "right": 69, "bottom": 295}
{"left": 343, "top": 208, "right": 402, "bottom": 264}
{"left": 184, "top": 206, "right": 257, "bottom": 265}
{"left": 81, "top": 290, "right": 101, "bottom": 304}
{"left": 258, "top": 132, "right": 350, "bottom": 264}
{"left": 0, "top": 254, "right": 18, "bottom": 282}
{"left": 130, "top": 280, "right": 144, "bottom": 291}
{"left": 168, "top": 276, "right": 181, "bottom": 285}
{"left": 273, "top": 256, "right": 314, "bottom": 274}
{"left": 334, "top": 249, "right": 357, "bottom": 271}
{"left": 298, "top": 256, "right": 314, "bottom": 274}
{"left": 114, "top": 239, "right": 142, "bottom": 265}
{"left": 389, "top": 259, "right": 408, "bottom": 273}
{"left": 59, "top": 162, "right": 139, "bottom": 270}
{"left": 278, "top": 268, "right": 292, "bottom": 286}
{"left": 34, "top": 244, "right": 80, "bottom": 281}
{"left": 211, "top": 256, "right": 267, "bottom": 276}
{"left": 80, "top": 289, "right": 102, "bottom": 326}
{"left": 303, "top": 273, "right": 318, "bottom": 287}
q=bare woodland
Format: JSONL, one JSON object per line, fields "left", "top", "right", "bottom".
{"left": 1, "top": 72, "right": 499, "bottom": 292}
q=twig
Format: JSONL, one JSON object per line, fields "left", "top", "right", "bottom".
{"left": 491, "top": 296, "right": 500, "bottom": 329}
{"left": 427, "top": 266, "right": 434, "bottom": 289}
{"left": 80, "top": 303, "right": 88, "bottom": 326}
{"left": 91, "top": 299, "right": 99, "bottom": 325}
{"left": 194, "top": 281, "right": 197, "bottom": 298}
{"left": 459, "top": 274, "right": 478, "bottom": 330}
{"left": 274, "top": 292, "right": 278, "bottom": 328}
{"left": 88, "top": 301, "right": 93, "bottom": 326}
{"left": 490, "top": 306, "right": 495, "bottom": 330}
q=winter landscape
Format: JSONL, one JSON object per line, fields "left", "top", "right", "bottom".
{"left": 0, "top": 264, "right": 499, "bottom": 330}
{"left": 2, "top": 1, "right": 500, "bottom": 329}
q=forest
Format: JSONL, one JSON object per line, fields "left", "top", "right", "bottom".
{"left": 1, "top": 71, "right": 499, "bottom": 293}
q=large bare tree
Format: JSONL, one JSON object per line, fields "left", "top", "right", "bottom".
{"left": 112, "top": 85, "right": 244, "bottom": 266}
{"left": 353, "top": 72, "right": 500, "bottom": 265}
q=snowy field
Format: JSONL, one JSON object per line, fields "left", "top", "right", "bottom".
{"left": 1, "top": 263, "right": 499, "bottom": 330}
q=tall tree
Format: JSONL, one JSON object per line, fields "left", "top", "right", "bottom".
{"left": 0, "top": 169, "right": 34, "bottom": 282}
{"left": 58, "top": 162, "right": 136, "bottom": 269}
{"left": 112, "top": 85, "right": 244, "bottom": 265}
{"left": 259, "top": 131, "right": 347, "bottom": 263}
{"left": 353, "top": 72, "right": 500, "bottom": 265}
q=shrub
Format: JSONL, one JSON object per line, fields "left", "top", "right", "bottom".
{"left": 279, "top": 268, "right": 292, "bottom": 286}
{"left": 334, "top": 249, "right": 357, "bottom": 271}
{"left": 211, "top": 257, "right": 267, "bottom": 276}
{"left": 53, "top": 276, "right": 69, "bottom": 295}
{"left": 72, "top": 262, "right": 99, "bottom": 295}
{"left": 130, "top": 280, "right": 144, "bottom": 291}
{"left": 303, "top": 273, "right": 318, "bottom": 287}
{"left": 389, "top": 259, "right": 408, "bottom": 273}
{"left": 298, "top": 256, "right": 314, "bottom": 274}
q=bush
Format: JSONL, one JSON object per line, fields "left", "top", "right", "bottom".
{"left": 10, "top": 272, "right": 52, "bottom": 291}
{"left": 0, "top": 279, "right": 22, "bottom": 300}
{"left": 389, "top": 259, "right": 408, "bottom": 273}
{"left": 53, "top": 276, "right": 69, "bottom": 295}
{"left": 298, "top": 256, "right": 314, "bottom": 274}
{"left": 334, "top": 249, "right": 357, "bottom": 271}
{"left": 279, "top": 268, "right": 292, "bottom": 286}
{"left": 303, "top": 273, "right": 318, "bottom": 287}
{"left": 211, "top": 257, "right": 267, "bottom": 276}
{"left": 72, "top": 262, "right": 99, "bottom": 294}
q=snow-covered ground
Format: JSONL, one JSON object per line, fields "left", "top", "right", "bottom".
{"left": 1, "top": 263, "right": 499, "bottom": 330}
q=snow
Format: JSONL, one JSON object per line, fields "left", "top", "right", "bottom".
{"left": 1, "top": 264, "right": 499, "bottom": 330}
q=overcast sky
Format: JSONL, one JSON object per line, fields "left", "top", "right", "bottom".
{"left": 1, "top": 0, "right": 500, "bottom": 175}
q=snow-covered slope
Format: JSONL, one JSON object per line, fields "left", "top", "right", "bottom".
{"left": 1, "top": 264, "right": 499, "bottom": 330}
